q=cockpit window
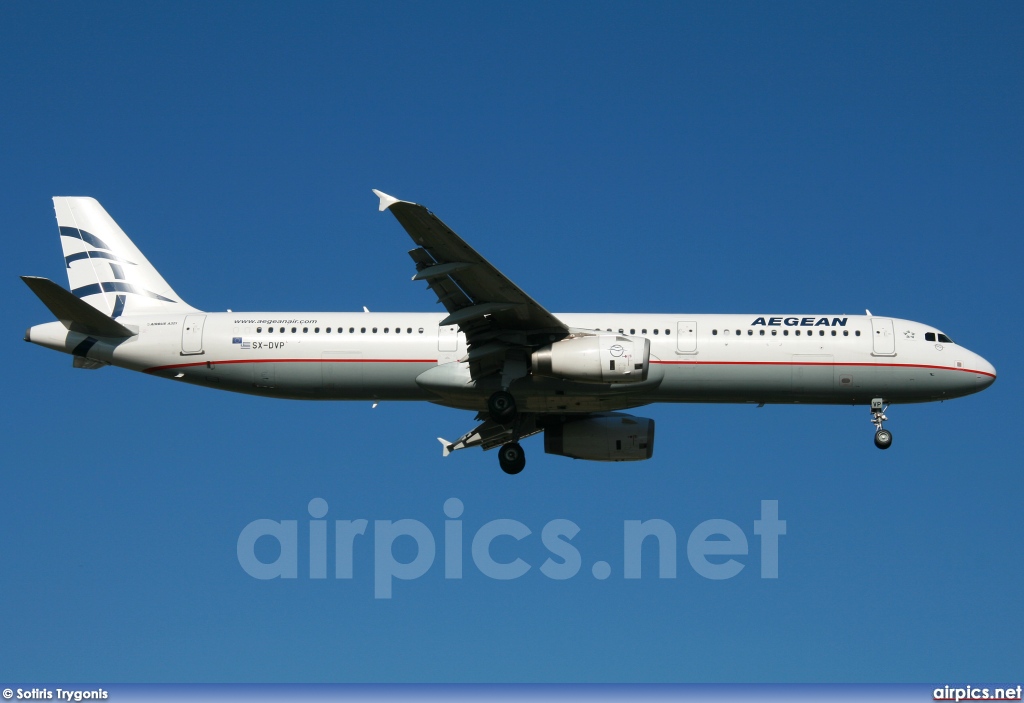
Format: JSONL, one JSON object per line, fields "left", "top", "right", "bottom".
{"left": 925, "top": 332, "right": 936, "bottom": 342}
{"left": 937, "top": 333, "right": 954, "bottom": 344}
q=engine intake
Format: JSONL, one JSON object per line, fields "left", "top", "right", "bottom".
{"left": 532, "top": 334, "right": 650, "bottom": 384}
{"left": 544, "top": 413, "right": 655, "bottom": 462}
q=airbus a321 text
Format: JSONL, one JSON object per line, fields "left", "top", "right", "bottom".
{"left": 23, "top": 192, "right": 996, "bottom": 474}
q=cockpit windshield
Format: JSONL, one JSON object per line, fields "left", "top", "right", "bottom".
{"left": 925, "top": 332, "right": 955, "bottom": 344}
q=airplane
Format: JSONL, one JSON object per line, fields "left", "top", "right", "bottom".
{"left": 23, "top": 192, "right": 996, "bottom": 474}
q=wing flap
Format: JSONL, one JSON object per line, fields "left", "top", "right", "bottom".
{"left": 445, "top": 413, "right": 543, "bottom": 453}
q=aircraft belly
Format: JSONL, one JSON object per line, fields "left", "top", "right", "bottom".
{"left": 324, "top": 360, "right": 434, "bottom": 401}
{"left": 652, "top": 359, "right": 982, "bottom": 405}
{"left": 655, "top": 361, "right": 795, "bottom": 401}
{"left": 836, "top": 365, "right": 979, "bottom": 403}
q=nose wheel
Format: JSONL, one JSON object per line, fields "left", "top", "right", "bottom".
{"left": 870, "top": 398, "right": 892, "bottom": 450}
{"left": 498, "top": 442, "right": 526, "bottom": 474}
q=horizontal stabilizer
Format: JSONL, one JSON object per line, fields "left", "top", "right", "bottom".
{"left": 21, "top": 276, "right": 135, "bottom": 338}
{"left": 437, "top": 437, "right": 452, "bottom": 457}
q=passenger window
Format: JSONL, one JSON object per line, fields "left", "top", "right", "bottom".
{"left": 419, "top": 328, "right": 424, "bottom": 334}
{"left": 759, "top": 330, "right": 765, "bottom": 336}
{"left": 303, "top": 327, "right": 308, "bottom": 333}
{"left": 712, "top": 329, "right": 718, "bottom": 335}
{"left": 349, "top": 327, "right": 354, "bottom": 333}
{"left": 291, "top": 327, "right": 297, "bottom": 333}
{"left": 384, "top": 328, "right": 389, "bottom": 333}
{"left": 618, "top": 328, "right": 624, "bottom": 334}
{"left": 747, "top": 329, "right": 753, "bottom": 336}
{"left": 408, "top": 328, "right": 413, "bottom": 334}
{"left": 831, "top": 330, "right": 836, "bottom": 336}
{"left": 819, "top": 330, "right": 824, "bottom": 336}
{"left": 373, "top": 327, "right": 378, "bottom": 333}
{"left": 642, "top": 329, "right": 647, "bottom": 334}
{"left": 279, "top": 327, "right": 285, "bottom": 333}
{"left": 361, "top": 327, "right": 366, "bottom": 333}
{"left": 267, "top": 327, "right": 273, "bottom": 334}
{"left": 783, "top": 330, "right": 789, "bottom": 336}
{"left": 257, "top": 327, "right": 262, "bottom": 333}
{"left": 795, "top": 330, "right": 800, "bottom": 336}
{"left": 771, "top": 330, "right": 777, "bottom": 336}
{"left": 630, "top": 329, "right": 635, "bottom": 335}
{"left": 654, "top": 329, "right": 659, "bottom": 335}
{"left": 843, "top": 330, "right": 849, "bottom": 336}
{"left": 855, "top": 330, "right": 861, "bottom": 336}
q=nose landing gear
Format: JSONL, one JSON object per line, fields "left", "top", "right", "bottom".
{"left": 871, "top": 398, "right": 892, "bottom": 449}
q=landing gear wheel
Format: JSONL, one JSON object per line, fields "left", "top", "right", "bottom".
{"left": 498, "top": 442, "right": 526, "bottom": 475}
{"left": 488, "top": 390, "right": 517, "bottom": 424}
{"left": 869, "top": 398, "right": 891, "bottom": 450}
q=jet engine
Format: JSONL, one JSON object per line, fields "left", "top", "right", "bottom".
{"left": 544, "top": 413, "right": 655, "bottom": 461}
{"left": 532, "top": 334, "right": 650, "bottom": 384}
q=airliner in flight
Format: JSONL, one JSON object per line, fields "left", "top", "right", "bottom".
{"left": 23, "top": 192, "right": 996, "bottom": 473}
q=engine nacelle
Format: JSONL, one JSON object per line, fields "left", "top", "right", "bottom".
{"left": 532, "top": 334, "right": 650, "bottom": 384}
{"left": 544, "top": 414, "right": 655, "bottom": 462}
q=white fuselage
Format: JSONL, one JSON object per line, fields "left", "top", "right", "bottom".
{"left": 25, "top": 311, "right": 997, "bottom": 413}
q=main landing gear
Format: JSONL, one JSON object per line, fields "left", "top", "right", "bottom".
{"left": 488, "top": 390, "right": 526, "bottom": 474}
{"left": 488, "top": 390, "right": 517, "bottom": 423}
{"left": 498, "top": 441, "right": 526, "bottom": 475}
{"left": 871, "top": 397, "right": 893, "bottom": 450}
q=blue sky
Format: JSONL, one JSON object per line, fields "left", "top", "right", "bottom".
{"left": 3, "top": 1, "right": 1022, "bottom": 683}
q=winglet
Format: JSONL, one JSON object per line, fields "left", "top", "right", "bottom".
{"left": 437, "top": 437, "right": 452, "bottom": 458}
{"left": 372, "top": 189, "right": 403, "bottom": 212}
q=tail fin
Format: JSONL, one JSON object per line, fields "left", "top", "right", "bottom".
{"left": 54, "top": 197, "right": 198, "bottom": 317}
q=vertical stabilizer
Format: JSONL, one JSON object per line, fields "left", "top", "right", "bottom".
{"left": 54, "top": 197, "right": 197, "bottom": 316}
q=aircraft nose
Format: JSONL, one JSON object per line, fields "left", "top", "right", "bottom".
{"left": 975, "top": 355, "right": 996, "bottom": 388}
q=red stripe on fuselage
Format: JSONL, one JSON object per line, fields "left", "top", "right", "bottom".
{"left": 650, "top": 359, "right": 995, "bottom": 378}
{"left": 145, "top": 358, "right": 437, "bottom": 373}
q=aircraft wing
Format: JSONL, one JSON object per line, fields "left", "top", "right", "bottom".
{"left": 374, "top": 191, "right": 569, "bottom": 356}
